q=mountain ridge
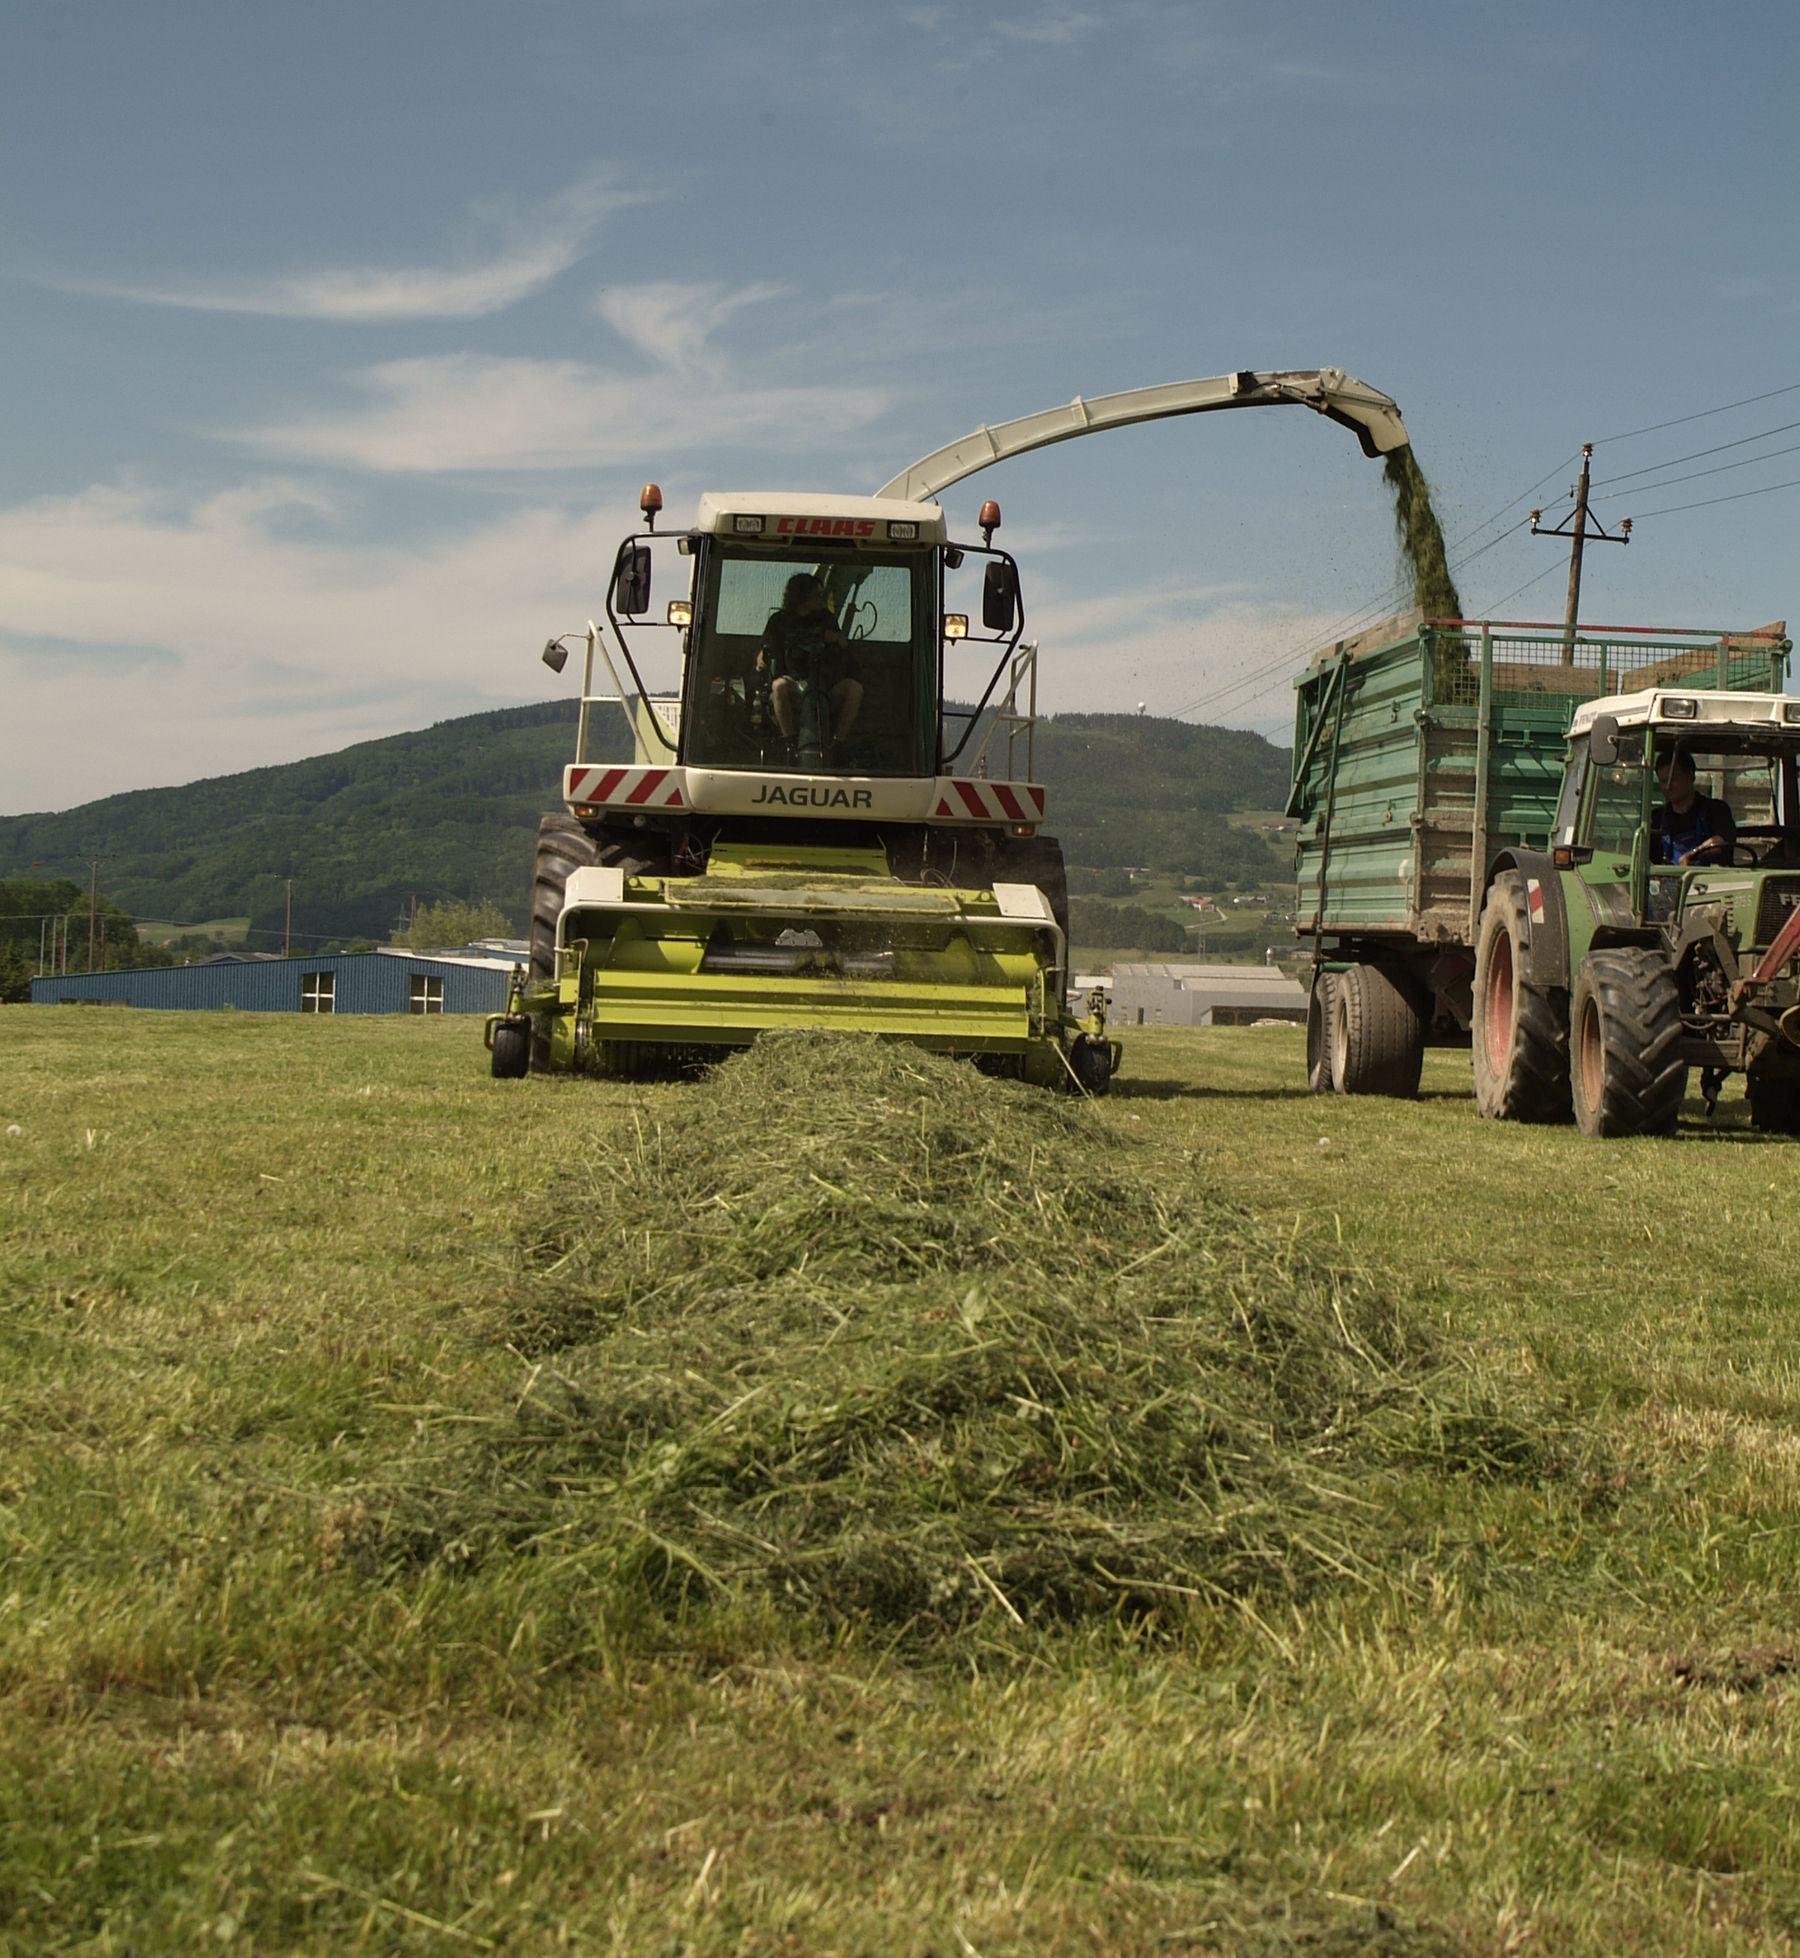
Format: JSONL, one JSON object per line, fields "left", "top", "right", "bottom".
{"left": 0, "top": 700, "right": 1293, "bottom": 946}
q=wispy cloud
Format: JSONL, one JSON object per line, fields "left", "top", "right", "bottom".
{"left": 48, "top": 172, "right": 642, "bottom": 321}
{"left": 0, "top": 477, "right": 666, "bottom": 811}
{"left": 594, "top": 281, "right": 785, "bottom": 371}
{"left": 241, "top": 349, "right": 890, "bottom": 472}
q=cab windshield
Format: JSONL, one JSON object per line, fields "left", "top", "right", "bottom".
{"left": 683, "top": 545, "right": 935, "bottom": 776}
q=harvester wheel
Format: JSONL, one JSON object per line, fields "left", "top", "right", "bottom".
{"left": 1305, "top": 973, "right": 1335, "bottom": 1093}
{"left": 1472, "top": 873, "right": 1570, "bottom": 1123}
{"left": 995, "top": 832, "right": 1072, "bottom": 946}
{"left": 1570, "top": 948, "right": 1687, "bottom": 1139}
{"left": 490, "top": 1021, "right": 531, "bottom": 1080}
{"left": 1068, "top": 1035, "right": 1112, "bottom": 1097}
{"left": 528, "top": 813, "right": 666, "bottom": 1071}
{"left": 1746, "top": 1071, "right": 1800, "bottom": 1135}
{"left": 1328, "top": 963, "right": 1424, "bottom": 1097}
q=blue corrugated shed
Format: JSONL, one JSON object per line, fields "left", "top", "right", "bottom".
{"left": 29, "top": 951, "right": 515, "bottom": 1015}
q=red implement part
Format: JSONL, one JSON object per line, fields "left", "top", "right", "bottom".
{"left": 1739, "top": 898, "right": 1800, "bottom": 994}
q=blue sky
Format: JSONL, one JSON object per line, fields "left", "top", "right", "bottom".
{"left": 3, "top": 1, "right": 1796, "bottom": 813}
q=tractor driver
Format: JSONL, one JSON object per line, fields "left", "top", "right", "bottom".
{"left": 757, "top": 573, "right": 863, "bottom": 760}
{"left": 1655, "top": 748, "right": 1736, "bottom": 866}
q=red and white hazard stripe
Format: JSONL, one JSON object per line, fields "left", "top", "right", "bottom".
{"left": 565, "top": 765, "right": 686, "bottom": 810}
{"left": 930, "top": 779, "right": 1047, "bottom": 823}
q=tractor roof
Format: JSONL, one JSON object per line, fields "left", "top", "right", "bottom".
{"left": 694, "top": 492, "right": 946, "bottom": 545}
{"left": 1569, "top": 688, "right": 1800, "bottom": 737}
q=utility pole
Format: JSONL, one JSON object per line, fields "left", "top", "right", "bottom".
{"left": 86, "top": 858, "right": 101, "bottom": 972}
{"left": 284, "top": 877, "right": 294, "bottom": 958}
{"left": 1531, "top": 444, "right": 1632, "bottom": 664}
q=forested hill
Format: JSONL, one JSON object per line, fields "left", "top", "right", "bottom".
{"left": 0, "top": 700, "right": 1292, "bottom": 946}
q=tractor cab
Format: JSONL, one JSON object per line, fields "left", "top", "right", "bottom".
{"left": 1558, "top": 691, "right": 1800, "bottom": 937}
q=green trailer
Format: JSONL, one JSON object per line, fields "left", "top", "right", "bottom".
{"left": 1287, "top": 613, "right": 1790, "bottom": 1094}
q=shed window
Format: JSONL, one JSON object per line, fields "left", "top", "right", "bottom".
{"left": 409, "top": 974, "right": 444, "bottom": 1014}
{"left": 301, "top": 970, "right": 336, "bottom": 1014}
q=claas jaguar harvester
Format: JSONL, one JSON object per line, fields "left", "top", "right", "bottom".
{"left": 486, "top": 484, "right": 1117, "bottom": 1090}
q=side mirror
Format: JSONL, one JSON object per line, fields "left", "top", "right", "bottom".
{"left": 981, "top": 560, "right": 1018, "bottom": 633}
{"left": 613, "top": 542, "right": 652, "bottom": 616}
{"left": 1588, "top": 712, "right": 1619, "bottom": 767}
{"left": 541, "top": 638, "right": 569, "bottom": 674}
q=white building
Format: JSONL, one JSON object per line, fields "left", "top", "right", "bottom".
{"left": 1111, "top": 962, "right": 1306, "bottom": 1028}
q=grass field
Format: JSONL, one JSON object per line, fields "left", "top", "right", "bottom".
{"left": 3, "top": 1012, "right": 1799, "bottom": 1955}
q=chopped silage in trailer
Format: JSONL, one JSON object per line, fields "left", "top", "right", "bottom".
{"left": 388, "top": 1034, "right": 1586, "bottom": 1642}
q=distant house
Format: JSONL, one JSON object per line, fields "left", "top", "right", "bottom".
{"left": 29, "top": 948, "right": 519, "bottom": 1016}
{"left": 1110, "top": 962, "right": 1306, "bottom": 1028}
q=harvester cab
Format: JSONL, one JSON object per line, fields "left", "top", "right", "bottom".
{"left": 488, "top": 485, "right": 1115, "bottom": 1091}
{"left": 1475, "top": 684, "right": 1800, "bottom": 1137}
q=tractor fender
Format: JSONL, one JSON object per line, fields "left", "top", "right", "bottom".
{"left": 1484, "top": 849, "right": 1570, "bottom": 991}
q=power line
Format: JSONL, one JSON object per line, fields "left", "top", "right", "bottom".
{"left": 1591, "top": 438, "right": 1800, "bottom": 503}
{"left": 1597, "top": 380, "right": 1800, "bottom": 445}
{"left": 1591, "top": 416, "right": 1800, "bottom": 487}
{"left": 1628, "top": 474, "right": 1800, "bottom": 520}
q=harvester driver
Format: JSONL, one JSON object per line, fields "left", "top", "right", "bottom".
{"left": 758, "top": 573, "right": 863, "bottom": 762}
{"left": 1655, "top": 748, "right": 1736, "bottom": 866}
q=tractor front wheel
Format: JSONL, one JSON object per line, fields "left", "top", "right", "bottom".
{"left": 1570, "top": 948, "right": 1687, "bottom": 1138}
{"left": 1472, "top": 873, "right": 1570, "bottom": 1122}
{"left": 1328, "top": 963, "right": 1424, "bottom": 1097}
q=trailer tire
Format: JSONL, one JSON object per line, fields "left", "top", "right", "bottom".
{"left": 1746, "top": 1071, "right": 1800, "bottom": 1136}
{"left": 1570, "top": 948, "right": 1687, "bottom": 1139}
{"left": 1306, "top": 973, "right": 1336, "bottom": 1093}
{"left": 1472, "top": 872, "right": 1570, "bottom": 1123}
{"left": 528, "top": 813, "right": 666, "bottom": 1072}
{"left": 1328, "top": 963, "right": 1424, "bottom": 1097}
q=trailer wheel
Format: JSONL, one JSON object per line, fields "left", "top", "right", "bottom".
{"left": 1306, "top": 973, "right": 1335, "bottom": 1093}
{"left": 490, "top": 1021, "right": 531, "bottom": 1080}
{"left": 1472, "top": 872, "right": 1570, "bottom": 1123}
{"left": 1570, "top": 948, "right": 1687, "bottom": 1139}
{"left": 1327, "top": 963, "right": 1424, "bottom": 1097}
{"left": 1746, "top": 1071, "right": 1800, "bottom": 1135}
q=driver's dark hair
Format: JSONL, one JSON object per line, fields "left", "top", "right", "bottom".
{"left": 783, "top": 572, "right": 821, "bottom": 610}
{"left": 1660, "top": 746, "right": 1696, "bottom": 779}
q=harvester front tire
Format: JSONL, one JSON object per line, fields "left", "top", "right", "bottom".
{"left": 490, "top": 1021, "right": 530, "bottom": 1080}
{"left": 1570, "top": 948, "right": 1687, "bottom": 1139}
{"left": 996, "top": 832, "right": 1072, "bottom": 946}
{"left": 1472, "top": 873, "right": 1570, "bottom": 1123}
{"left": 1746, "top": 1071, "right": 1800, "bottom": 1136}
{"left": 1328, "top": 963, "right": 1424, "bottom": 1097}
{"left": 528, "top": 813, "right": 666, "bottom": 1072}
{"left": 1306, "top": 973, "right": 1335, "bottom": 1093}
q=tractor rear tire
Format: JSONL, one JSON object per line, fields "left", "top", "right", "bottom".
{"left": 1570, "top": 948, "right": 1687, "bottom": 1138}
{"left": 528, "top": 813, "right": 666, "bottom": 1072}
{"left": 1328, "top": 962, "right": 1424, "bottom": 1097}
{"left": 1472, "top": 872, "right": 1570, "bottom": 1123}
{"left": 1306, "top": 973, "right": 1336, "bottom": 1093}
{"left": 1747, "top": 1071, "right": 1800, "bottom": 1135}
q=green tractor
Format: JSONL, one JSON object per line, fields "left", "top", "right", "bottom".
{"left": 486, "top": 484, "right": 1115, "bottom": 1091}
{"left": 1473, "top": 686, "right": 1800, "bottom": 1136}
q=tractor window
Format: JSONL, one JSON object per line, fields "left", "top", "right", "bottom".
{"left": 1584, "top": 746, "right": 1645, "bottom": 855}
{"left": 684, "top": 546, "right": 934, "bottom": 776}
